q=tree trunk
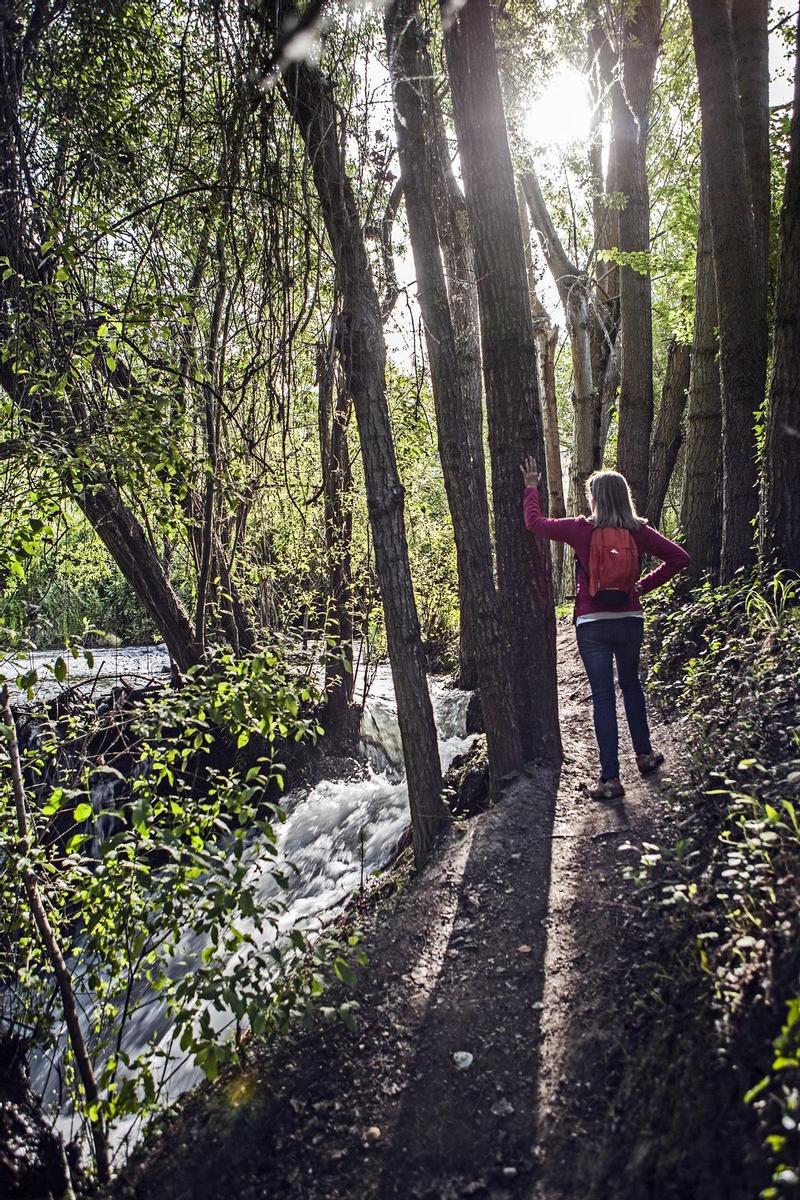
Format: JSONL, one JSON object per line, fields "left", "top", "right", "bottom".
{"left": 588, "top": 20, "right": 620, "bottom": 449}
{"left": 732, "top": 0, "right": 770, "bottom": 312}
{"left": 269, "top": 12, "right": 447, "bottom": 863}
{"left": 646, "top": 338, "right": 690, "bottom": 527}
{"left": 761, "top": 11, "right": 800, "bottom": 572}
{"left": 443, "top": 0, "right": 560, "bottom": 763}
{"left": 680, "top": 151, "right": 723, "bottom": 580}
{"left": 613, "top": 0, "right": 660, "bottom": 510}
{"left": 688, "top": 0, "right": 767, "bottom": 578}
{"left": 416, "top": 4, "right": 488, "bottom": 692}
{"left": 521, "top": 170, "right": 595, "bottom": 517}
{"left": 214, "top": 540, "right": 259, "bottom": 657}
{"left": 77, "top": 476, "right": 205, "bottom": 673}
{"left": 385, "top": 0, "right": 523, "bottom": 787}
{"left": 517, "top": 181, "right": 567, "bottom": 599}
{"left": 317, "top": 340, "right": 355, "bottom": 734}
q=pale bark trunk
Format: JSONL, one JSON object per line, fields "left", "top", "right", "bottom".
{"left": 443, "top": 0, "right": 560, "bottom": 763}
{"left": 386, "top": 0, "right": 523, "bottom": 788}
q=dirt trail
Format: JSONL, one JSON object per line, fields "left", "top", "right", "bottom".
{"left": 530, "top": 626, "right": 679, "bottom": 1200}
{"left": 121, "top": 624, "right": 679, "bottom": 1200}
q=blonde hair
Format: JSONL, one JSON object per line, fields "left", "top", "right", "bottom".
{"left": 586, "top": 470, "right": 646, "bottom": 531}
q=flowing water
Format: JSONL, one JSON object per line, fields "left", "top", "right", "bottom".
{"left": 6, "top": 644, "right": 172, "bottom": 701}
{"left": 18, "top": 650, "right": 474, "bottom": 1159}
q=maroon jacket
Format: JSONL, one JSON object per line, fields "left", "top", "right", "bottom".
{"left": 523, "top": 486, "right": 690, "bottom": 619}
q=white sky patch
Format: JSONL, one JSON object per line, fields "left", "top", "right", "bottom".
{"left": 524, "top": 67, "right": 593, "bottom": 150}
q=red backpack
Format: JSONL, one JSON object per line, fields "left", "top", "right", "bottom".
{"left": 588, "top": 527, "right": 640, "bottom": 606}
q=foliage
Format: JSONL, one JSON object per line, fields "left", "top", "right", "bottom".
{"left": 0, "top": 644, "right": 364, "bottom": 1170}
{"left": 0, "top": 512, "right": 158, "bottom": 648}
{"left": 634, "top": 573, "right": 800, "bottom": 1196}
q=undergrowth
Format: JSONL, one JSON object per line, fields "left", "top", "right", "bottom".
{"left": 638, "top": 572, "right": 800, "bottom": 1198}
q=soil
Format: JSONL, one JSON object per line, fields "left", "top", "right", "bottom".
{"left": 113, "top": 624, "right": 759, "bottom": 1200}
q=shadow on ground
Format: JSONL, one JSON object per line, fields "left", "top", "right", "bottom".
{"left": 117, "top": 771, "right": 560, "bottom": 1200}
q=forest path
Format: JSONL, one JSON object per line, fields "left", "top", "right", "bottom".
{"left": 121, "top": 623, "right": 677, "bottom": 1200}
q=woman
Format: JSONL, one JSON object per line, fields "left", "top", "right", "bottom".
{"left": 521, "top": 457, "right": 690, "bottom": 800}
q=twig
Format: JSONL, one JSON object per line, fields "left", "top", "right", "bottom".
{"left": 1, "top": 686, "right": 111, "bottom": 1184}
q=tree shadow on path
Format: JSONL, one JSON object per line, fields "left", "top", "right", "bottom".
{"left": 374, "top": 768, "right": 560, "bottom": 1200}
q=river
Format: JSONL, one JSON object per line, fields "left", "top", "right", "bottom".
{"left": 15, "top": 646, "right": 474, "bottom": 1161}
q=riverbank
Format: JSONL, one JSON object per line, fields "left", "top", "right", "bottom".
{"left": 110, "top": 624, "right": 751, "bottom": 1200}
{"left": 112, "top": 611, "right": 800, "bottom": 1200}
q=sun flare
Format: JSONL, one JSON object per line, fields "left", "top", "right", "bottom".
{"left": 525, "top": 67, "right": 593, "bottom": 148}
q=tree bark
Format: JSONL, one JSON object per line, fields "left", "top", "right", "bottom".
{"left": 385, "top": 0, "right": 523, "bottom": 788}
{"left": 521, "top": 170, "right": 595, "bottom": 517}
{"left": 646, "top": 338, "right": 690, "bottom": 527}
{"left": 680, "top": 150, "right": 723, "bottom": 579}
{"left": 214, "top": 539, "right": 259, "bottom": 657}
{"left": 77, "top": 476, "right": 205, "bottom": 673}
{"left": 267, "top": 7, "right": 447, "bottom": 862}
{"left": 688, "top": 0, "right": 767, "bottom": 578}
{"left": 588, "top": 20, "right": 620, "bottom": 449}
{"left": 412, "top": 3, "right": 488, "bottom": 692}
{"left": 760, "top": 11, "right": 800, "bottom": 572}
{"left": 732, "top": 0, "right": 770, "bottom": 313}
{"left": 443, "top": 0, "right": 560, "bottom": 763}
{"left": 517, "top": 181, "right": 567, "bottom": 599}
{"left": 613, "top": 0, "right": 660, "bottom": 510}
{"left": 317, "top": 339, "right": 355, "bottom": 734}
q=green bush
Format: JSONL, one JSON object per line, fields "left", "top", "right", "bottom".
{"left": 0, "top": 643, "right": 360, "bottom": 1176}
{"left": 641, "top": 573, "right": 800, "bottom": 1197}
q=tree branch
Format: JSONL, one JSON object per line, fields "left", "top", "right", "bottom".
{"left": 520, "top": 169, "right": 582, "bottom": 309}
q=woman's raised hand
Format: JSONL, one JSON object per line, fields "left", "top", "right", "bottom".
{"left": 520, "top": 456, "right": 542, "bottom": 488}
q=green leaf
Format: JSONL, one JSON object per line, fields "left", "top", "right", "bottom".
{"left": 333, "top": 957, "right": 357, "bottom": 988}
{"left": 743, "top": 1076, "right": 770, "bottom": 1104}
{"left": 53, "top": 656, "right": 67, "bottom": 683}
{"left": 73, "top": 802, "right": 93, "bottom": 823}
{"left": 42, "top": 787, "right": 65, "bottom": 815}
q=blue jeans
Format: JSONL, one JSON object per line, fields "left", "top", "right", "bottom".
{"left": 576, "top": 618, "right": 652, "bottom": 782}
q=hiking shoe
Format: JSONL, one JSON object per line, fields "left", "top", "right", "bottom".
{"left": 636, "top": 751, "right": 665, "bottom": 776}
{"left": 589, "top": 778, "right": 625, "bottom": 800}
